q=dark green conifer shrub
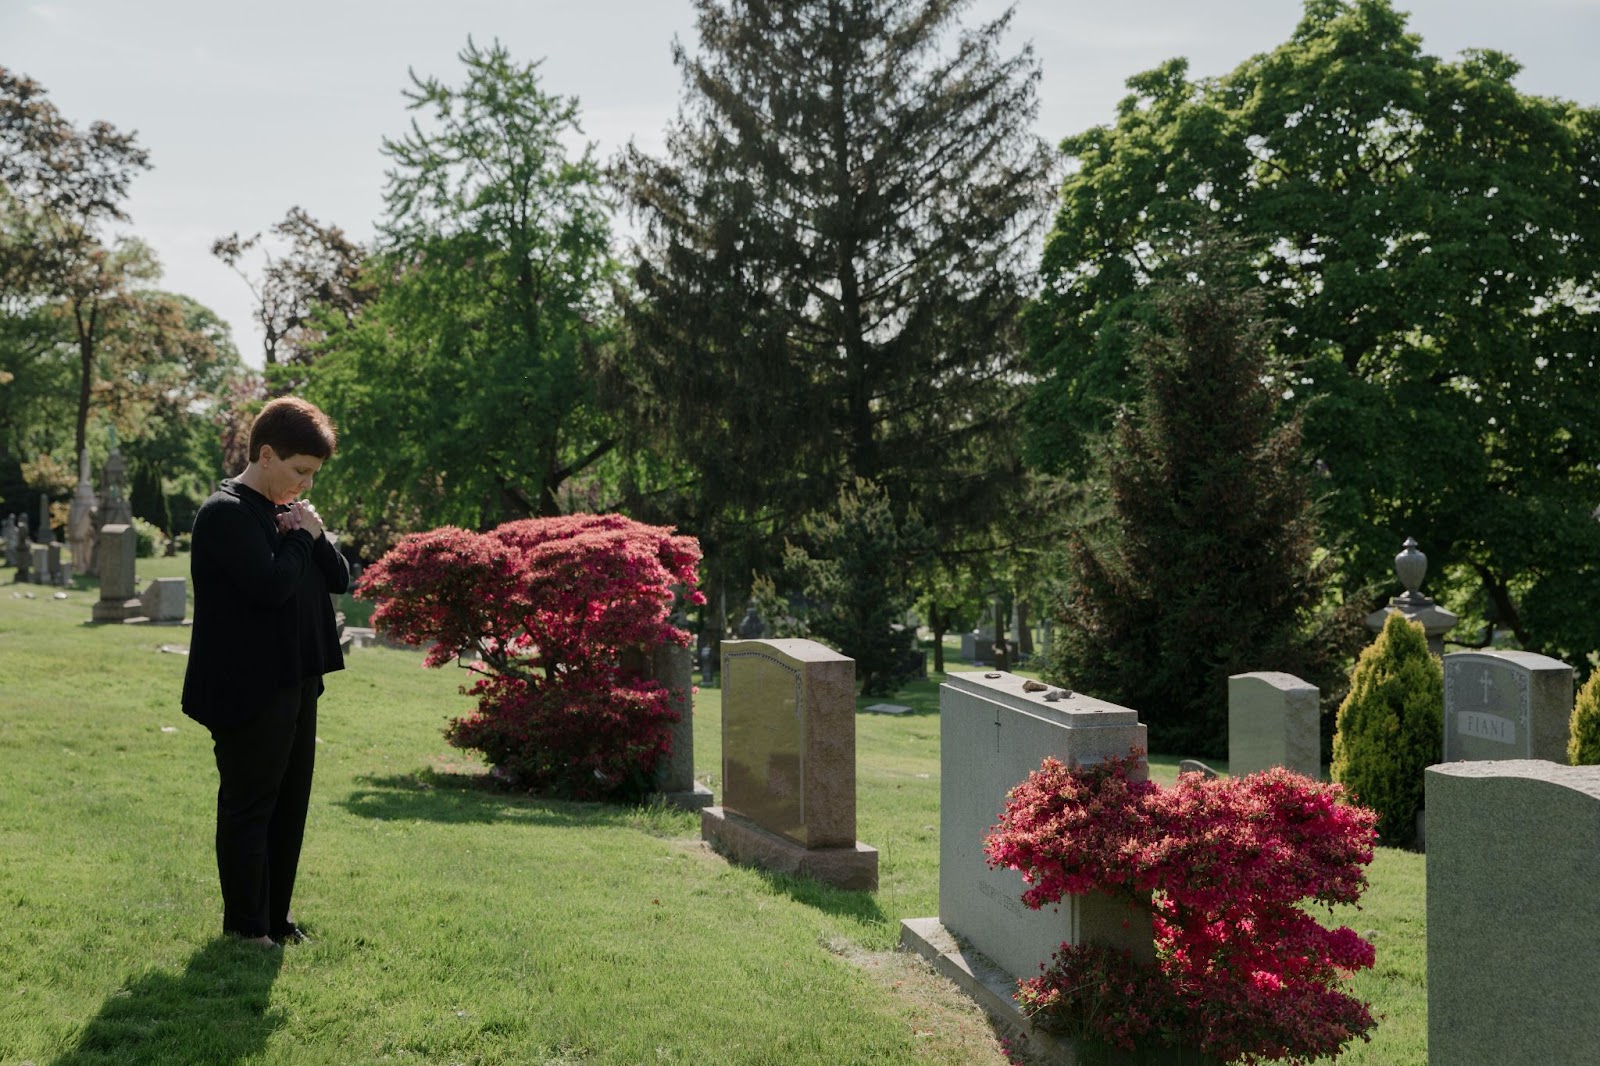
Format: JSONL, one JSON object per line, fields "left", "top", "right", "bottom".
{"left": 1330, "top": 612, "right": 1441, "bottom": 846}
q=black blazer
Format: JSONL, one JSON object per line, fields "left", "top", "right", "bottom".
{"left": 181, "top": 478, "right": 351, "bottom": 730}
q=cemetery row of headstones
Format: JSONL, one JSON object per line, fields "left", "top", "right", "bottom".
{"left": 6, "top": 439, "right": 134, "bottom": 586}
{"left": 652, "top": 532, "right": 1594, "bottom": 1064}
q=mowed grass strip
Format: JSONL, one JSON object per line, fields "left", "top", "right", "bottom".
{"left": 0, "top": 556, "right": 1424, "bottom": 1064}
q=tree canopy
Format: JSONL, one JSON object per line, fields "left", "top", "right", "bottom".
{"left": 1050, "top": 234, "right": 1359, "bottom": 756}
{"left": 1024, "top": 0, "right": 1600, "bottom": 664}
{"left": 0, "top": 67, "right": 243, "bottom": 530}
{"left": 302, "top": 39, "right": 621, "bottom": 551}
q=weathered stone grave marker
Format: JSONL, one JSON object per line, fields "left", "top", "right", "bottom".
{"left": 903, "top": 671, "right": 1149, "bottom": 987}
{"left": 91, "top": 524, "right": 142, "bottom": 623}
{"left": 1442, "top": 650, "right": 1572, "bottom": 763}
{"left": 1426, "top": 760, "right": 1600, "bottom": 1064}
{"left": 141, "top": 577, "right": 187, "bottom": 623}
{"left": 700, "top": 638, "right": 877, "bottom": 889}
{"left": 647, "top": 642, "right": 712, "bottom": 809}
{"left": 1228, "top": 671, "right": 1320, "bottom": 778}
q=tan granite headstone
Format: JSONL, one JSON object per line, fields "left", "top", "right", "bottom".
{"left": 702, "top": 638, "right": 876, "bottom": 889}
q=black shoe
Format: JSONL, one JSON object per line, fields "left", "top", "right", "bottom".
{"left": 272, "top": 923, "right": 311, "bottom": 945}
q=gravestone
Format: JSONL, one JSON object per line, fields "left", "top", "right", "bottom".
{"left": 902, "top": 671, "right": 1150, "bottom": 986}
{"left": 700, "top": 638, "right": 877, "bottom": 890}
{"left": 959, "top": 628, "right": 994, "bottom": 664}
{"left": 141, "top": 577, "right": 187, "bottom": 623}
{"left": 46, "top": 542, "right": 62, "bottom": 586}
{"left": 68, "top": 450, "right": 98, "bottom": 576}
{"left": 1442, "top": 650, "right": 1572, "bottom": 763}
{"left": 649, "top": 642, "right": 713, "bottom": 809}
{"left": 97, "top": 434, "right": 132, "bottom": 532}
{"left": 1228, "top": 672, "right": 1320, "bottom": 778}
{"left": 91, "top": 524, "right": 142, "bottom": 622}
{"left": 36, "top": 492, "right": 54, "bottom": 544}
{"left": 1426, "top": 760, "right": 1600, "bottom": 1065}
{"left": 29, "top": 544, "right": 50, "bottom": 585}
{"left": 3, "top": 514, "right": 16, "bottom": 567}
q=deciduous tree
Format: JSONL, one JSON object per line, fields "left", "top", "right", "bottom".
{"left": 1024, "top": 0, "right": 1600, "bottom": 665}
{"left": 304, "top": 39, "right": 620, "bottom": 547}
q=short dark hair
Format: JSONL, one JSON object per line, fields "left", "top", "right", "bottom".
{"left": 248, "top": 397, "right": 337, "bottom": 462}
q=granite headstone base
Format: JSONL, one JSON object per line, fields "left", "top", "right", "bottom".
{"left": 91, "top": 595, "right": 144, "bottom": 623}
{"left": 701, "top": 805, "right": 877, "bottom": 891}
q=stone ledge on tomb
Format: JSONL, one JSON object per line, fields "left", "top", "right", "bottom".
{"left": 898, "top": 917, "right": 1076, "bottom": 1065}
{"left": 90, "top": 597, "right": 143, "bottom": 623}
{"left": 701, "top": 805, "right": 877, "bottom": 891}
{"left": 654, "top": 781, "right": 715, "bottom": 811}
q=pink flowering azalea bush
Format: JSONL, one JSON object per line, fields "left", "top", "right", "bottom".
{"left": 357, "top": 513, "right": 704, "bottom": 801}
{"left": 984, "top": 752, "right": 1379, "bottom": 1064}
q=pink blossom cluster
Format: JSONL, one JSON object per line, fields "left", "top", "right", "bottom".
{"left": 356, "top": 514, "right": 705, "bottom": 800}
{"left": 985, "top": 752, "right": 1379, "bottom": 1064}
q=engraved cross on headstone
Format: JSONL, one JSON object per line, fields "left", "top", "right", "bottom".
{"left": 1480, "top": 670, "right": 1493, "bottom": 704}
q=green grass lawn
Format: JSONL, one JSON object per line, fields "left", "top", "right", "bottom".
{"left": 0, "top": 557, "right": 1425, "bottom": 1065}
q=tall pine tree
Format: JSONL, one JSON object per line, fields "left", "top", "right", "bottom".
{"left": 615, "top": 0, "right": 1051, "bottom": 600}
{"left": 1050, "top": 234, "right": 1361, "bottom": 758}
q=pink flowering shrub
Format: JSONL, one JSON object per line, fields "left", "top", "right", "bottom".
{"left": 357, "top": 513, "right": 705, "bottom": 801}
{"left": 985, "top": 752, "right": 1379, "bottom": 1064}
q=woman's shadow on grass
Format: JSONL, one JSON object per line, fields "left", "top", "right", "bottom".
{"left": 50, "top": 938, "right": 283, "bottom": 1066}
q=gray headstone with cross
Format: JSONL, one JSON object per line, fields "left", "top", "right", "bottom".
{"left": 1442, "top": 650, "right": 1572, "bottom": 763}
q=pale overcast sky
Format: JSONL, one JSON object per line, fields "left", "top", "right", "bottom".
{"left": 5, "top": 0, "right": 1597, "bottom": 367}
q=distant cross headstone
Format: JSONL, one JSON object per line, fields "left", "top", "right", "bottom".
{"left": 1442, "top": 650, "right": 1572, "bottom": 763}
{"left": 701, "top": 638, "right": 877, "bottom": 890}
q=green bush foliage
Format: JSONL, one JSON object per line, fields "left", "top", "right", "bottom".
{"left": 1331, "top": 613, "right": 1441, "bottom": 846}
{"left": 1047, "top": 235, "right": 1361, "bottom": 757}
{"left": 1567, "top": 669, "right": 1600, "bottom": 765}
{"left": 130, "top": 516, "right": 166, "bottom": 558}
{"left": 783, "top": 477, "right": 932, "bottom": 696}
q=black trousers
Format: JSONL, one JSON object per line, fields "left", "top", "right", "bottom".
{"left": 209, "top": 677, "right": 319, "bottom": 939}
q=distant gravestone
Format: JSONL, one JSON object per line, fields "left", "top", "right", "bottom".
{"left": 141, "top": 577, "right": 187, "bottom": 623}
{"left": 3, "top": 514, "right": 16, "bottom": 567}
{"left": 902, "top": 671, "right": 1151, "bottom": 985}
{"left": 1426, "top": 760, "right": 1600, "bottom": 1065}
{"left": 1229, "top": 672, "right": 1321, "bottom": 778}
{"left": 30, "top": 544, "right": 49, "bottom": 586}
{"left": 701, "top": 638, "right": 877, "bottom": 890}
{"left": 36, "top": 492, "right": 54, "bottom": 545}
{"left": 1442, "top": 650, "right": 1572, "bottom": 763}
{"left": 91, "top": 524, "right": 142, "bottom": 623}
{"left": 649, "top": 642, "right": 712, "bottom": 809}
{"left": 959, "top": 629, "right": 994, "bottom": 664}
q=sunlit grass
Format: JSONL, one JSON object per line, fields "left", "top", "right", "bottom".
{"left": 0, "top": 564, "right": 1423, "bottom": 1064}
